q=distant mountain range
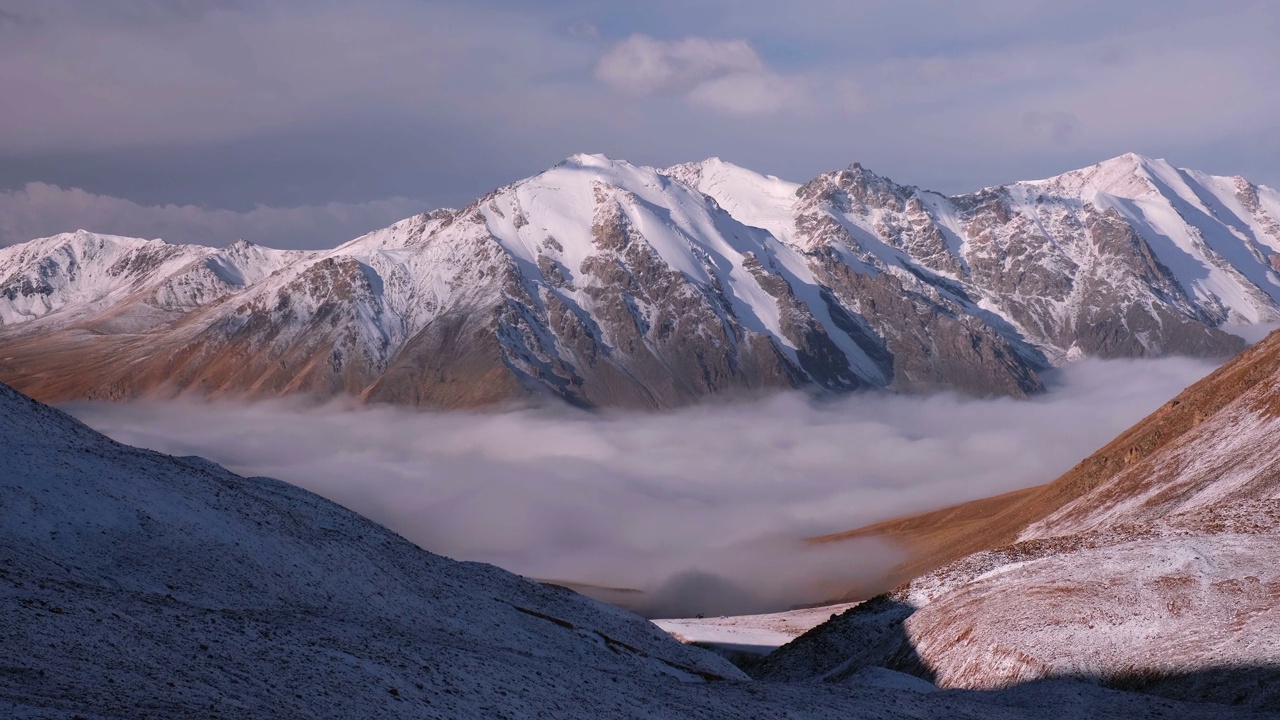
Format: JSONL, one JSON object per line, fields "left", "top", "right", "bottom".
{"left": 3, "top": 152, "right": 1279, "bottom": 408}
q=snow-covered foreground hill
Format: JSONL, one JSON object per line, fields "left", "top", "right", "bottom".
{"left": 0, "top": 382, "right": 1264, "bottom": 719}
{"left": 2, "top": 153, "right": 1278, "bottom": 408}
{"left": 756, "top": 329, "right": 1280, "bottom": 712}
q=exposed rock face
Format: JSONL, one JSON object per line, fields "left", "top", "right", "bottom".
{"left": 777, "top": 327, "right": 1280, "bottom": 711}
{"left": 1, "top": 152, "right": 1277, "bottom": 408}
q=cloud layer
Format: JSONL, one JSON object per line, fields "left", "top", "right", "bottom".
{"left": 3, "top": 0, "right": 1278, "bottom": 237}
{"left": 65, "top": 357, "right": 1217, "bottom": 616}
{"left": 0, "top": 182, "right": 423, "bottom": 249}
{"left": 595, "top": 34, "right": 806, "bottom": 116}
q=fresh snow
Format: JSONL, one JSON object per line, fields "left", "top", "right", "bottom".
{"left": 655, "top": 602, "right": 862, "bottom": 655}
{"left": 1021, "top": 153, "right": 1280, "bottom": 324}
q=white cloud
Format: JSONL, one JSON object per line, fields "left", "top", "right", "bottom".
{"left": 595, "top": 34, "right": 764, "bottom": 95}
{"left": 66, "top": 357, "right": 1217, "bottom": 617}
{"left": 3, "top": 2, "right": 1278, "bottom": 218}
{"left": 0, "top": 182, "right": 423, "bottom": 249}
{"left": 595, "top": 33, "right": 808, "bottom": 116}
{"left": 686, "top": 72, "right": 809, "bottom": 116}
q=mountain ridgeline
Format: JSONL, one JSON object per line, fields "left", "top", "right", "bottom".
{"left": 3, "top": 153, "right": 1279, "bottom": 408}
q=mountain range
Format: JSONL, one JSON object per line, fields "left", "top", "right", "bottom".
{"left": 2, "top": 153, "right": 1280, "bottom": 408}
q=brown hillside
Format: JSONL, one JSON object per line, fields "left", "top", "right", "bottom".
{"left": 814, "top": 328, "right": 1280, "bottom": 590}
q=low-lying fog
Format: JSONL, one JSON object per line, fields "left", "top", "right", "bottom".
{"left": 65, "top": 357, "right": 1218, "bottom": 618}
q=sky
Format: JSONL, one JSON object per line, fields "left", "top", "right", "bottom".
{"left": 67, "top": 357, "right": 1218, "bottom": 616}
{"left": 2, "top": 0, "right": 1278, "bottom": 249}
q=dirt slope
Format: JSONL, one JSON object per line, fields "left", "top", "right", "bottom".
{"left": 815, "top": 327, "right": 1280, "bottom": 588}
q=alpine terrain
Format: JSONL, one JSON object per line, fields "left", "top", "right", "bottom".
{"left": 4, "top": 381, "right": 1266, "bottom": 718}
{"left": 2, "top": 153, "right": 1279, "bottom": 408}
{"left": 758, "top": 327, "right": 1280, "bottom": 712}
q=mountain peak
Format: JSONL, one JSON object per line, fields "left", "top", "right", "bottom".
{"left": 665, "top": 156, "right": 778, "bottom": 183}
{"left": 1023, "top": 152, "right": 1179, "bottom": 197}
{"left": 1104, "top": 150, "right": 1152, "bottom": 165}
{"left": 52, "top": 229, "right": 154, "bottom": 248}
{"left": 694, "top": 156, "right": 750, "bottom": 172}
{"left": 1, "top": 151, "right": 1273, "bottom": 409}
{"left": 1093, "top": 151, "right": 1175, "bottom": 175}
{"left": 796, "top": 161, "right": 902, "bottom": 203}
{"left": 560, "top": 152, "right": 620, "bottom": 169}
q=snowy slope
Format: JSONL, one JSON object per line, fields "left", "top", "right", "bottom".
{"left": 1, "top": 152, "right": 1276, "bottom": 408}
{"left": 0, "top": 381, "right": 747, "bottom": 718}
{"left": 655, "top": 602, "right": 862, "bottom": 657}
{"left": 665, "top": 157, "right": 803, "bottom": 245}
{"left": 1016, "top": 153, "right": 1280, "bottom": 326}
{"left": 683, "top": 154, "right": 1273, "bottom": 362}
{"left": 758, "top": 530, "right": 1280, "bottom": 712}
{"left": 2, "top": 382, "right": 1253, "bottom": 719}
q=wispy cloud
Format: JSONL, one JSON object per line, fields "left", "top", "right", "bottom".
{"left": 595, "top": 34, "right": 766, "bottom": 96}
{"left": 66, "top": 357, "right": 1217, "bottom": 616}
{"left": 594, "top": 34, "right": 812, "bottom": 116}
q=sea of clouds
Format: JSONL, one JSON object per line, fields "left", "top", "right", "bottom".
{"left": 65, "top": 356, "right": 1218, "bottom": 617}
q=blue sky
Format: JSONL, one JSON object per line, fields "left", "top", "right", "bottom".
{"left": 1, "top": 0, "right": 1277, "bottom": 248}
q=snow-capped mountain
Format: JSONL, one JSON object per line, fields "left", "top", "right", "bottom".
{"left": 0, "top": 381, "right": 1261, "bottom": 719}
{"left": 760, "top": 328, "right": 1280, "bottom": 711}
{"left": 678, "top": 153, "right": 1280, "bottom": 359}
{"left": 2, "top": 152, "right": 1278, "bottom": 408}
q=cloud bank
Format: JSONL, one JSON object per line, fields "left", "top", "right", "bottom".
{"left": 0, "top": 182, "right": 424, "bottom": 249}
{"left": 5, "top": 0, "right": 1278, "bottom": 223}
{"left": 65, "top": 357, "right": 1217, "bottom": 616}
